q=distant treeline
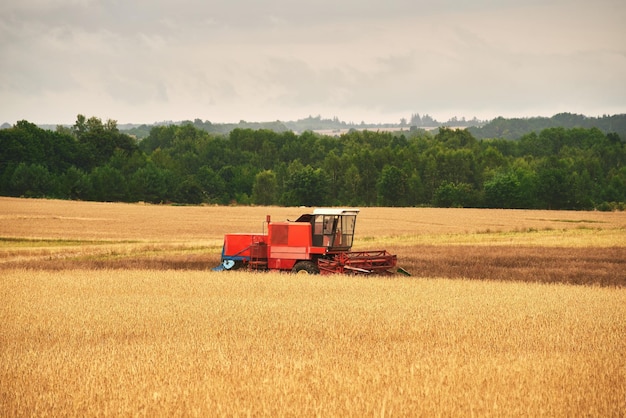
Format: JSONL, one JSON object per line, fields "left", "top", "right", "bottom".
{"left": 115, "top": 112, "right": 626, "bottom": 141}
{"left": 1, "top": 114, "right": 625, "bottom": 210}
{"left": 116, "top": 113, "right": 482, "bottom": 139}
{"left": 469, "top": 113, "right": 626, "bottom": 140}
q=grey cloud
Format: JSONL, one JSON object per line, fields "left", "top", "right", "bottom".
{"left": 1, "top": 0, "right": 624, "bottom": 124}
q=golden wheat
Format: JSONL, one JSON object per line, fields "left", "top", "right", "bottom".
{"left": 1, "top": 198, "right": 625, "bottom": 416}
{"left": 2, "top": 197, "right": 625, "bottom": 244}
{"left": 1, "top": 269, "right": 625, "bottom": 416}
{"left": 2, "top": 198, "right": 625, "bottom": 272}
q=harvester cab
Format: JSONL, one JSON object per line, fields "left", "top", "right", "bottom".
{"left": 213, "top": 208, "right": 399, "bottom": 275}
{"left": 295, "top": 208, "right": 358, "bottom": 252}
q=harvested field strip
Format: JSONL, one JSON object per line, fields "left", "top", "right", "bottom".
{"left": 393, "top": 245, "right": 626, "bottom": 287}
{"left": 2, "top": 244, "right": 624, "bottom": 287}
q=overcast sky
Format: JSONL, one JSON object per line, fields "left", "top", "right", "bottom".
{"left": 1, "top": 0, "right": 625, "bottom": 125}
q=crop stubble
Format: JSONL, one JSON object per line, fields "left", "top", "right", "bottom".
{"left": 1, "top": 197, "right": 625, "bottom": 286}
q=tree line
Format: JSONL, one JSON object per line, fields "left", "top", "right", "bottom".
{"left": 1, "top": 115, "right": 625, "bottom": 210}
{"left": 469, "top": 113, "right": 626, "bottom": 140}
{"left": 120, "top": 113, "right": 484, "bottom": 140}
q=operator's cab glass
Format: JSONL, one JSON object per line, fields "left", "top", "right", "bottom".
{"left": 312, "top": 214, "right": 356, "bottom": 251}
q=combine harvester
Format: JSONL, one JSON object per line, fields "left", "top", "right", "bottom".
{"left": 213, "top": 208, "right": 407, "bottom": 275}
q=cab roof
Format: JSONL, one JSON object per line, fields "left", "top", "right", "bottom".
{"left": 312, "top": 208, "right": 360, "bottom": 216}
{"left": 293, "top": 208, "right": 360, "bottom": 223}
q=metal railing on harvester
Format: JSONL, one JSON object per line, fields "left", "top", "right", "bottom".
{"left": 318, "top": 250, "right": 397, "bottom": 275}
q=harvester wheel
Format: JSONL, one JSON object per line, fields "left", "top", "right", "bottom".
{"left": 292, "top": 261, "right": 319, "bottom": 275}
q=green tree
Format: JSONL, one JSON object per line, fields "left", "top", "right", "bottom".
{"left": 480, "top": 145, "right": 508, "bottom": 172}
{"left": 217, "top": 164, "right": 255, "bottom": 203}
{"left": 140, "top": 125, "right": 177, "bottom": 153}
{"left": 434, "top": 148, "right": 478, "bottom": 187}
{"left": 603, "top": 166, "right": 626, "bottom": 204}
{"left": 535, "top": 157, "right": 573, "bottom": 209}
{"left": 89, "top": 165, "right": 128, "bottom": 202}
{"left": 175, "top": 176, "right": 204, "bottom": 204}
{"left": 59, "top": 166, "right": 92, "bottom": 200}
{"left": 129, "top": 163, "right": 173, "bottom": 203}
{"left": 433, "top": 181, "right": 478, "bottom": 208}
{"left": 9, "top": 163, "right": 53, "bottom": 198}
{"left": 323, "top": 150, "right": 344, "bottom": 204}
{"left": 484, "top": 170, "right": 524, "bottom": 208}
{"left": 406, "top": 171, "right": 426, "bottom": 206}
{"left": 0, "top": 120, "right": 83, "bottom": 174}
{"left": 108, "top": 149, "right": 148, "bottom": 178}
{"left": 252, "top": 170, "right": 278, "bottom": 205}
{"left": 435, "top": 127, "right": 476, "bottom": 148}
{"left": 377, "top": 165, "right": 407, "bottom": 206}
{"left": 197, "top": 166, "right": 226, "bottom": 203}
{"left": 75, "top": 115, "right": 138, "bottom": 169}
{"left": 72, "top": 114, "right": 88, "bottom": 139}
{"left": 340, "top": 164, "right": 362, "bottom": 206}
{"left": 282, "top": 164, "right": 330, "bottom": 206}
{"left": 352, "top": 149, "right": 379, "bottom": 206}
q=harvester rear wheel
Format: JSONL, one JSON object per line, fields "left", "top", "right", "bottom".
{"left": 231, "top": 260, "right": 245, "bottom": 270}
{"left": 292, "top": 261, "right": 319, "bottom": 275}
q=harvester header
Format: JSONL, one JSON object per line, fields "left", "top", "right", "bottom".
{"left": 213, "top": 208, "right": 400, "bottom": 275}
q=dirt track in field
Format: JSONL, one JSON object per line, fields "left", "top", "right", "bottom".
{"left": 3, "top": 245, "right": 624, "bottom": 287}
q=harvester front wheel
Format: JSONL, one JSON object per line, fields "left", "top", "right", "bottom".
{"left": 292, "top": 261, "right": 319, "bottom": 275}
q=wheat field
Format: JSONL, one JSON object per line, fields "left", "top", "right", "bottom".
{"left": 2, "top": 197, "right": 625, "bottom": 243}
{"left": 1, "top": 197, "right": 625, "bottom": 416}
{"left": 2, "top": 270, "right": 625, "bottom": 417}
{"left": 1, "top": 197, "right": 625, "bottom": 285}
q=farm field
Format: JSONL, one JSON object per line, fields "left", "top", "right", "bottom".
{"left": 1, "top": 197, "right": 625, "bottom": 416}
{"left": 1, "top": 197, "right": 625, "bottom": 286}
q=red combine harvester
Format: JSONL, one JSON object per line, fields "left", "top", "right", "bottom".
{"left": 213, "top": 208, "right": 401, "bottom": 275}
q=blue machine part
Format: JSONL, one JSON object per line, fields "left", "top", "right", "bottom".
{"left": 212, "top": 259, "right": 236, "bottom": 271}
{"left": 212, "top": 245, "right": 250, "bottom": 271}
